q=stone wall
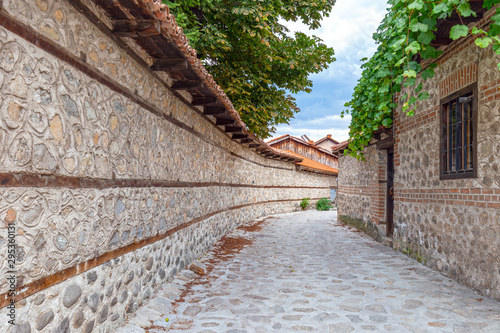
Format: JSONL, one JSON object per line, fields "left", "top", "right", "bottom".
{"left": 0, "top": 1, "right": 335, "bottom": 331}
{"left": 337, "top": 145, "right": 387, "bottom": 227}
{"left": 393, "top": 36, "right": 500, "bottom": 300}
{"left": 338, "top": 7, "right": 500, "bottom": 301}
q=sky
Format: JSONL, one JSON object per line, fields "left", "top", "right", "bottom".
{"left": 271, "top": 0, "right": 389, "bottom": 143}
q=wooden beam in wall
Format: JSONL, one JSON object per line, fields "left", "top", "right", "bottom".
{"left": 248, "top": 143, "right": 259, "bottom": 148}
{"left": 112, "top": 19, "right": 161, "bottom": 37}
{"left": 240, "top": 138, "right": 252, "bottom": 143}
{"left": 232, "top": 134, "right": 247, "bottom": 139}
{"left": 151, "top": 58, "right": 188, "bottom": 72}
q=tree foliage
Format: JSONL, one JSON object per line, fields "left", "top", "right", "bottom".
{"left": 343, "top": 0, "right": 500, "bottom": 158}
{"left": 163, "top": 0, "right": 336, "bottom": 138}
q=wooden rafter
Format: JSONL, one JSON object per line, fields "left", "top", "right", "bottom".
{"left": 112, "top": 19, "right": 161, "bottom": 37}
{"left": 171, "top": 80, "right": 202, "bottom": 90}
{"left": 151, "top": 58, "right": 188, "bottom": 71}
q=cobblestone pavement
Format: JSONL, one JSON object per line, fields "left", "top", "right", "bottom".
{"left": 118, "top": 211, "right": 500, "bottom": 333}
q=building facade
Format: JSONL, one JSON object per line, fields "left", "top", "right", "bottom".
{"left": 337, "top": 5, "right": 500, "bottom": 301}
{"left": 268, "top": 134, "right": 339, "bottom": 170}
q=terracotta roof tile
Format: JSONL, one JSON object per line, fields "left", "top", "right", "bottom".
{"left": 282, "top": 150, "right": 338, "bottom": 176}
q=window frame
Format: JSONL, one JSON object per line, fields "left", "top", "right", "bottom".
{"left": 439, "top": 82, "right": 478, "bottom": 180}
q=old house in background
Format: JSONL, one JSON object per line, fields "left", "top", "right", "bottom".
{"left": 267, "top": 134, "right": 339, "bottom": 170}
{"left": 335, "top": 3, "right": 500, "bottom": 301}
{"left": 314, "top": 134, "right": 339, "bottom": 150}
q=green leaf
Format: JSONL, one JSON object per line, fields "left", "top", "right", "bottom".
{"left": 405, "top": 41, "right": 421, "bottom": 54}
{"left": 450, "top": 25, "right": 469, "bottom": 40}
{"left": 433, "top": 2, "right": 449, "bottom": 14}
{"left": 423, "top": 17, "right": 437, "bottom": 30}
{"left": 422, "top": 67, "right": 435, "bottom": 80}
{"left": 475, "top": 36, "right": 493, "bottom": 48}
{"left": 418, "top": 92, "right": 430, "bottom": 100}
{"left": 378, "top": 85, "right": 390, "bottom": 93}
{"left": 382, "top": 118, "right": 393, "bottom": 127}
{"left": 408, "top": 0, "right": 424, "bottom": 10}
{"left": 421, "top": 45, "right": 441, "bottom": 59}
{"left": 403, "top": 69, "right": 417, "bottom": 78}
{"left": 484, "top": 0, "right": 500, "bottom": 10}
{"left": 457, "top": 2, "right": 474, "bottom": 17}
{"left": 410, "top": 22, "right": 429, "bottom": 32}
{"left": 418, "top": 31, "right": 434, "bottom": 44}
{"left": 471, "top": 27, "right": 484, "bottom": 35}
{"left": 493, "top": 43, "right": 500, "bottom": 54}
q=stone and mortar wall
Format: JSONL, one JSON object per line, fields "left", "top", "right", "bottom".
{"left": 338, "top": 8, "right": 500, "bottom": 301}
{"left": 0, "top": 0, "right": 335, "bottom": 331}
{"left": 337, "top": 145, "right": 387, "bottom": 229}
{"left": 393, "top": 37, "right": 500, "bottom": 300}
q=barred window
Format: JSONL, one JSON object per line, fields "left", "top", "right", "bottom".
{"left": 440, "top": 83, "right": 477, "bottom": 180}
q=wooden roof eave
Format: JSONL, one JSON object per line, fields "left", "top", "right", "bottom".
{"left": 88, "top": 0, "right": 296, "bottom": 162}
{"left": 297, "top": 165, "right": 338, "bottom": 176}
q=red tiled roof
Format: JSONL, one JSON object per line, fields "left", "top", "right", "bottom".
{"left": 282, "top": 150, "right": 338, "bottom": 176}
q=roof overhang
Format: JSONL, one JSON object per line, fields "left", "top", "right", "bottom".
{"left": 81, "top": 0, "right": 302, "bottom": 163}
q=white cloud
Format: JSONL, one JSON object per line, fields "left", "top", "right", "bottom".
{"left": 272, "top": 115, "right": 352, "bottom": 143}
{"left": 283, "top": 0, "right": 387, "bottom": 58}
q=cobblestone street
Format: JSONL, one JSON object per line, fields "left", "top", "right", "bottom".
{"left": 119, "top": 211, "right": 500, "bottom": 333}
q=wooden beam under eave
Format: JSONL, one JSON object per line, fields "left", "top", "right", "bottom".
{"left": 224, "top": 125, "right": 242, "bottom": 133}
{"left": 240, "top": 138, "right": 252, "bottom": 143}
{"left": 232, "top": 134, "right": 246, "bottom": 139}
{"left": 248, "top": 143, "right": 259, "bottom": 148}
{"left": 203, "top": 107, "right": 226, "bottom": 115}
{"left": 216, "top": 118, "right": 235, "bottom": 126}
{"left": 151, "top": 58, "right": 188, "bottom": 72}
{"left": 112, "top": 19, "right": 161, "bottom": 37}
{"left": 171, "top": 80, "right": 202, "bottom": 90}
{"left": 192, "top": 96, "right": 218, "bottom": 106}
{"left": 376, "top": 136, "right": 394, "bottom": 150}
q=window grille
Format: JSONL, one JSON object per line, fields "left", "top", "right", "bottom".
{"left": 440, "top": 83, "right": 477, "bottom": 179}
